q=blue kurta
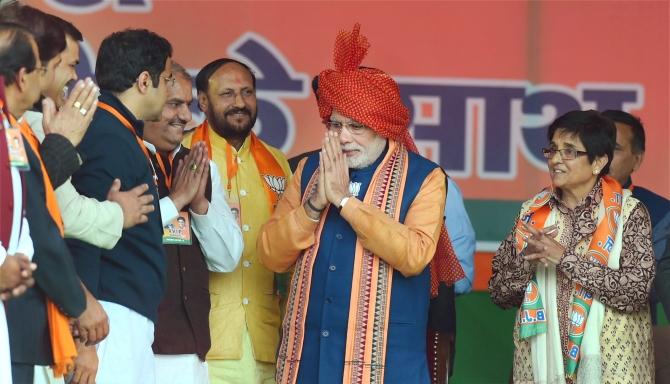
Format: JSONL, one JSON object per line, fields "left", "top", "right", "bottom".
{"left": 296, "top": 146, "right": 440, "bottom": 383}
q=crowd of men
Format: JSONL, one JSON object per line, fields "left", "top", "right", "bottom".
{"left": 0, "top": 2, "right": 667, "bottom": 384}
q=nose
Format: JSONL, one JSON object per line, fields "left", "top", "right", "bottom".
{"left": 547, "top": 151, "right": 562, "bottom": 166}
{"left": 178, "top": 103, "right": 192, "bottom": 123}
{"left": 233, "top": 92, "right": 245, "bottom": 108}
{"left": 338, "top": 128, "right": 353, "bottom": 144}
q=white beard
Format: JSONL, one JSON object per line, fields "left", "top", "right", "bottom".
{"left": 344, "top": 136, "right": 387, "bottom": 169}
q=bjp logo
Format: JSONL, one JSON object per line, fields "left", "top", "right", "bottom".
{"left": 264, "top": 175, "right": 286, "bottom": 196}
{"left": 570, "top": 303, "right": 588, "bottom": 336}
{"left": 523, "top": 283, "right": 540, "bottom": 306}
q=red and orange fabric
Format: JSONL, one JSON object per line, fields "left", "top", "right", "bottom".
{"left": 316, "top": 23, "right": 464, "bottom": 294}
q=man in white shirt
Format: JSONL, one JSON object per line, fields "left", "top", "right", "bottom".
{"left": 143, "top": 62, "right": 243, "bottom": 384}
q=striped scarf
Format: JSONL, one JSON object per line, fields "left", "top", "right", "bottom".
{"left": 277, "top": 140, "right": 409, "bottom": 384}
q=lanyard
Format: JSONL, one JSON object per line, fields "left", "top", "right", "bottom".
{"left": 154, "top": 152, "right": 173, "bottom": 189}
{"left": 225, "top": 142, "right": 238, "bottom": 196}
{"left": 98, "top": 102, "right": 158, "bottom": 185}
{"left": 196, "top": 120, "right": 237, "bottom": 195}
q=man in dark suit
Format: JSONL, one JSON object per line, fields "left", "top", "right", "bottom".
{"left": 0, "top": 21, "right": 89, "bottom": 383}
{"left": 67, "top": 28, "right": 173, "bottom": 383}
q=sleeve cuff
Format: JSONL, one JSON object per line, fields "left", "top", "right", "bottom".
{"left": 190, "top": 205, "right": 213, "bottom": 230}
{"left": 339, "top": 197, "right": 361, "bottom": 222}
{"left": 41, "top": 133, "right": 80, "bottom": 188}
{"left": 297, "top": 204, "right": 320, "bottom": 231}
{"left": 159, "top": 197, "right": 179, "bottom": 227}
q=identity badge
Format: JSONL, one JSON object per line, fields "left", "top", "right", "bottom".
{"left": 3, "top": 117, "right": 29, "bottom": 171}
{"left": 163, "top": 211, "right": 192, "bottom": 245}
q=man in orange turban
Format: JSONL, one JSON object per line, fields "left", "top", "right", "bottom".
{"left": 258, "top": 24, "right": 463, "bottom": 384}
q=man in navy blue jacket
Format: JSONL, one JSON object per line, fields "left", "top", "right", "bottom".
{"left": 67, "top": 29, "right": 173, "bottom": 383}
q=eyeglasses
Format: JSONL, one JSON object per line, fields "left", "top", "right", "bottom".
{"left": 34, "top": 66, "right": 48, "bottom": 75}
{"left": 323, "top": 120, "right": 368, "bottom": 136}
{"left": 542, "top": 147, "right": 588, "bottom": 160}
{"left": 163, "top": 74, "right": 176, "bottom": 87}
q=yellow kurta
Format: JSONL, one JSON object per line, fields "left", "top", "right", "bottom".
{"left": 183, "top": 127, "right": 291, "bottom": 363}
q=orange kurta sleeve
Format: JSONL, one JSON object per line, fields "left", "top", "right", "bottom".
{"left": 340, "top": 167, "right": 446, "bottom": 277}
{"left": 257, "top": 158, "right": 319, "bottom": 272}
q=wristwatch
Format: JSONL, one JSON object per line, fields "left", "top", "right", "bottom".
{"left": 338, "top": 196, "right": 350, "bottom": 211}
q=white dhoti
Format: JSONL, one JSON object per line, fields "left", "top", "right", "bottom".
{"left": 95, "top": 301, "right": 155, "bottom": 384}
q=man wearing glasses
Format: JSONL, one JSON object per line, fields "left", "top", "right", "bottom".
{"left": 257, "top": 24, "right": 463, "bottom": 383}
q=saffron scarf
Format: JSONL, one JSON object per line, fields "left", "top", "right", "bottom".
{"left": 190, "top": 120, "right": 286, "bottom": 210}
{"left": 514, "top": 176, "right": 623, "bottom": 379}
{"left": 277, "top": 140, "right": 410, "bottom": 384}
{"left": 13, "top": 113, "right": 76, "bottom": 377}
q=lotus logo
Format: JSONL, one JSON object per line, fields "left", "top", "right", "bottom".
{"left": 264, "top": 175, "right": 286, "bottom": 195}
{"left": 349, "top": 182, "right": 362, "bottom": 197}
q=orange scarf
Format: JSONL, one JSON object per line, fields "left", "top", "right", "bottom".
{"left": 278, "top": 141, "right": 409, "bottom": 384}
{"left": 514, "top": 176, "right": 623, "bottom": 378}
{"left": 13, "top": 114, "right": 77, "bottom": 377}
{"left": 190, "top": 120, "right": 286, "bottom": 210}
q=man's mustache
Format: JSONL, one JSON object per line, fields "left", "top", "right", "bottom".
{"left": 168, "top": 117, "right": 188, "bottom": 127}
{"left": 225, "top": 107, "right": 251, "bottom": 117}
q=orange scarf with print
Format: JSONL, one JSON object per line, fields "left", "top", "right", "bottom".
{"left": 190, "top": 120, "right": 286, "bottom": 209}
{"left": 13, "top": 114, "right": 77, "bottom": 377}
{"left": 514, "top": 176, "right": 623, "bottom": 379}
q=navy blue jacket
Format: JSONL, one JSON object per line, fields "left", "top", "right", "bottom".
{"left": 628, "top": 181, "right": 670, "bottom": 259}
{"left": 295, "top": 146, "right": 438, "bottom": 384}
{"left": 68, "top": 91, "right": 165, "bottom": 322}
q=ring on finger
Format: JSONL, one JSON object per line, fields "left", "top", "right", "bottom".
{"left": 190, "top": 163, "right": 198, "bottom": 171}
{"left": 73, "top": 101, "right": 82, "bottom": 109}
{"left": 79, "top": 107, "right": 87, "bottom": 116}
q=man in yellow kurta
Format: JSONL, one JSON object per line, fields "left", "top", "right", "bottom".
{"left": 182, "top": 58, "right": 291, "bottom": 384}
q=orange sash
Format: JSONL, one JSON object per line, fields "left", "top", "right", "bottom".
{"left": 190, "top": 120, "right": 286, "bottom": 210}
{"left": 278, "top": 140, "right": 409, "bottom": 384}
{"left": 514, "top": 176, "right": 623, "bottom": 378}
{"left": 13, "top": 114, "right": 77, "bottom": 377}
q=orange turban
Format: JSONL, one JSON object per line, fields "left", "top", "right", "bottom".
{"left": 317, "top": 23, "right": 418, "bottom": 153}
{"left": 316, "top": 24, "right": 465, "bottom": 293}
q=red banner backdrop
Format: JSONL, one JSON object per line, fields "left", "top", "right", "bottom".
{"left": 26, "top": 0, "right": 669, "bottom": 294}
{"left": 22, "top": 1, "right": 669, "bottom": 381}
{"left": 26, "top": 0, "right": 669, "bottom": 202}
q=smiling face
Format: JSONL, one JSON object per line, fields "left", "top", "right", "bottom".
{"left": 37, "top": 53, "right": 60, "bottom": 96}
{"left": 45, "top": 34, "right": 79, "bottom": 107}
{"left": 143, "top": 73, "right": 193, "bottom": 153}
{"left": 199, "top": 62, "right": 257, "bottom": 143}
{"left": 329, "top": 110, "right": 387, "bottom": 169}
{"left": 547, "top": 129, "right": 607, "bottom": 200}
{"left": 141, "top": 57, "right": 173, "bottom": 122}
